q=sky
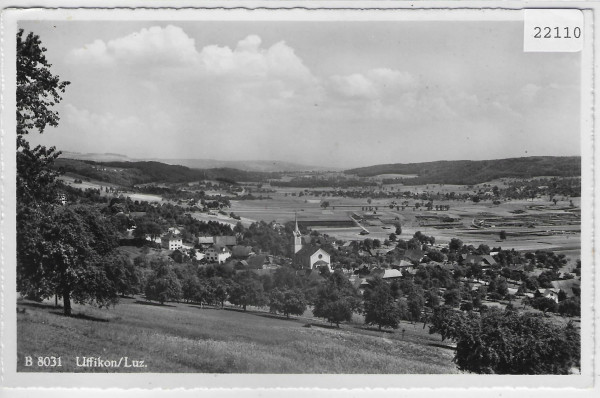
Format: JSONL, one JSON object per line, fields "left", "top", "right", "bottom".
{"left": 20, "top": 20, "right": 581, "bottom": 169}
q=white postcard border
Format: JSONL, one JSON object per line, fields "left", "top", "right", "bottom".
{"left": 0, "top": 1, "right": 597, "bottom": 395}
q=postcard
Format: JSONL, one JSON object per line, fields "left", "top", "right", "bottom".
{"left": 0, "top": 1, "right": 597, "bottom": 396}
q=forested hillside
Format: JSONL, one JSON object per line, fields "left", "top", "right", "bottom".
{"left": 345, "top": 156, "right": 580, "bottom": 185}
{"left": 53, "top": 158, "right": 275, "bottom": 186}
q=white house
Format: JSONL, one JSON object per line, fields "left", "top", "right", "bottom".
{"left": 205, "top": 245, "right": 232, "bottom": 264}
{"left": 161, "top": 234, "right": 183, "bottom": 251}
{"left": 536, "top": 288, "right": 560, "bottom": 303}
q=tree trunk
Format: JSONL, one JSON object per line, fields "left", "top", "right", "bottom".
{"left": 63, "top": 291, "right": 72, "bottom": 316}
{"left": 378, "top": 325, "right": 382, "bottom": 331}
{"left": 243, "top": 304, "right": 247, "bottom": 311}
{"left": 55, "top": 294, "right": 58, "bottom": 308}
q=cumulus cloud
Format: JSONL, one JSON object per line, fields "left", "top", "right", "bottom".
{"left": 67, "top": 25, "right": 198, "bottom": 67}
{"left": 198, "top": 36, "right": 315, "bottom": 92}
{"left": 67, "top": 26, "right": 319, "bottom": 108}
{"left": 68, "top": 26, "right": 315, "bottom": 84}
{"left": 330, "top": 68, "right": 416, "bottom": 100}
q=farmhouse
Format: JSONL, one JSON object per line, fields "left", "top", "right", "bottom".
{"left": 196, "top": 236, "right": 214, "bottom": 245}
{"left": 205, "top": 245, "right": 232, "bottom": 264}
{"left": 372, "top": 268, "right": 403, "bottom": 280}
{"left": 550, "top": 279, "right": 581, "bottom": 298}
{"left": 161, "top": 234, "right": 183, "bottom": 250}
{"left": 214, "top": 235, "right": 237, "bottom": 247}
{"left": 535, "top": 288, "right": 561, "bottom": 303}
{"left": 461, "top": 254, "right": 497, "bottom": 268}
{"left": 402, "top": 249, "right": 425, "bottom": 263}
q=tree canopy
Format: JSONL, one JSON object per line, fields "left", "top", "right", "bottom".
{"left": 313, "top": 271, "right": 361, "bottom": 327}
{"left": 363, "top": 277, "right": 403, "bottom": 330}
{"left": 429, "top": 307, "right": 580, "bottom": 374}
{"left": 17, "top": 204, "right": 121, "bottom": 315}
{"left": 16, "top": 30, "right": 127, "bottom": 316}
{"left": 17, "top": 29, "right": 70, "bottom": 206}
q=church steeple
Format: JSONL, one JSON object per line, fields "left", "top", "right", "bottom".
{"left": 293, "top": 212, "right": 303, "bottom": 254}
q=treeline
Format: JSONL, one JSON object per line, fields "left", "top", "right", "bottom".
{"left": 271, "top": 177, "right": 376, "bottom": 188}
{"left": 345, "top": 156, "right": 581, "bottom": 185}
{"left": 128, "top": 257, "right": 362, "bottom": 326}
{"left": 54, "top": 158, "right": 274, "bottom": 187}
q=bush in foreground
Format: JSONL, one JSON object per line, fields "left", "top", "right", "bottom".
{"left": 429, "top": 307, "right": 580, "bottom": 374}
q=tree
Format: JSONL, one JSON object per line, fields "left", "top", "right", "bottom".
{"left": 499, "top": 230, "right": 507, "bottom": 240}
{"left": 428, "top": 306, "right": 467, "bottom": 342}
{"left": 229, "top": 273, "right": 267, "bottom": 311}
{"left": 320, "top": 201, "right": 330, "bottom": 209}
{"left": 425, "top": 288, "right": 440, "bottom": 308}
{"left": 210, "top": 277, "right": 228, "bottom": 308}
{"left": 364, "top": 278, "right": 402, "bottom": 331}
{"left": 133, "top": 220, "right": 163, "bottom": 241}
{"left": 530, "top": 297, "right": 558, "bottom": 314}
{"left": 448, "top": 238, "right": 463, "bottom": 252}
{"left": 454, "top": 310, "right": 580, "bottom": 374}
{"left": 270, "top": 288, "right": 307, "bottom": 318}
{"left": 182, "top": 273, "right": 203, "bottom": 303}
{"left": 407, "top": 288, "right": 425, "bottom": 322}
{"left": 443, "top": 288, "right": 461, "bottom": 307}
{"left": 17, "top": 29, "right": 70, "bottom": 206}
{"left": 145, "top": 262, "right": 182, "bottom": 305}
{"left": 313, "top": 271, "right": 361, "bottom": 327}
{"left": 17, "top": 204, "right": 122, "bottom": 315}
{"left": 558, "top": 297, "right": 581, "bottom": 317}
{"left": 269, "top": 288, "right": 285, "bottom": 314}
{"left": 105, "top": 253, "right": 141, "bottom": 297}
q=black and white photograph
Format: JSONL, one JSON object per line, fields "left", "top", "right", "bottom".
{"left": 0, "top": 2, "right": 597, "bottom": 394}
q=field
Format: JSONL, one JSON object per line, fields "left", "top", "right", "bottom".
{"left": 229, "top": 187, "right": 581, "bottom": 265}
{"left": 17, "top": 297, "right": 457, "bottom": 374}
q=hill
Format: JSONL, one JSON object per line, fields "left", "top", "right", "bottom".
{"left": 156, "top": 158, "right": 337, "bottom": 172}
{"left": 17, "top": 298, "right": 457, "bottom": 373}
{"left": 53, "top": 158, "right": 274, "bottom": 187}
{"left": 344, "top": 156, "right": 581, "bottom": 185}
{"left": 59, "top": 151, "right": 334, "bottom": 172}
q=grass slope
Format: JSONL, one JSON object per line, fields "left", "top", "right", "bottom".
{"left": 17, "top": 298, "right": 457, "bottom": 374}
{"left": 345, "top": 156, "right": 581, "bottom": 185}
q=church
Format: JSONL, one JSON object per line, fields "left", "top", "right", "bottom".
{"left": 292, "top": 216, "right": 332, "bottom": 272}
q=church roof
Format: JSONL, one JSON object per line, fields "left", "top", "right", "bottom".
{"left": 295, "top": 244, "right": 328, "bottom": 258}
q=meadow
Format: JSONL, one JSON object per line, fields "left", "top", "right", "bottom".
{"left": 17, "top": 297, "right": 457, "bottom": 374}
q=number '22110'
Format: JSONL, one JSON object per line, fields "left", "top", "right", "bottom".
{"left": 534, "top": 26, "right": 581, "bottom": 39}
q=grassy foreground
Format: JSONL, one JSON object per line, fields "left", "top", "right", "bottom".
{"left": 17, "top": 297, "right": 457, "bottom": 373}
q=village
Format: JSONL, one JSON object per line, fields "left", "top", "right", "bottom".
{"left": 119, "top": 182, "right": 581, "bottom": 320}
{"left": 12, "top": 21, "right": 585, "bottom": 376}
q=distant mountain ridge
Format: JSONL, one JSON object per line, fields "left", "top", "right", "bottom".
{"left": 60, "top": 151, "right": 334, "bottom": 172}
{"left": 344, "top": 156, "right": 581, "bottom": 185}
{"left": 54, "top": 158, "right": 273, "bottom": 187}
{"left": 155, "top": 158, "right": 337, "bottom": 172}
